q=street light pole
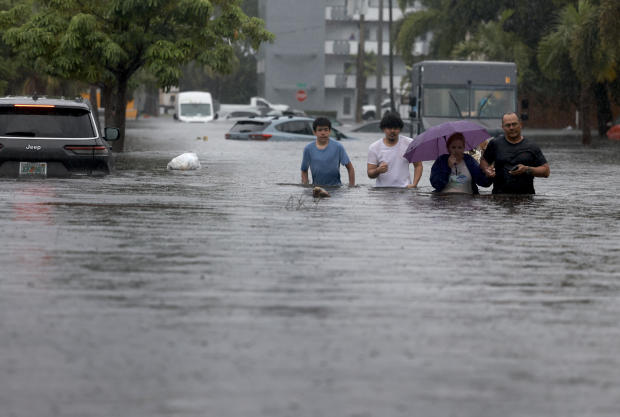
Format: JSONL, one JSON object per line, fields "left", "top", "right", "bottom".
{"left": 375, "top": 0, "right": 383, "bottom": 119}
{"left": 388, "top": 0, "right": 395, "bottom": 113}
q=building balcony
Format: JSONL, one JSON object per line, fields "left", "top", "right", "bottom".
{"left": 325, "top": 74, "right": 404, "bottom": 89}
{"left": 325, "top": 39, "right": 426, "bottom": 56}
{"left": 325, "top": 5, "right": 411, "bottom": 22}
{"left": 325, "top": 40, "right": 391, "bottom": 55}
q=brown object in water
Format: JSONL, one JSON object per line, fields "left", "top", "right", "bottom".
{"left": 313, "top": 186, "right": 330, "bottom": 198}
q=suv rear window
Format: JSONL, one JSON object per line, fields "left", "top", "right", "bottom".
{"left": 229, "top": 120, "right": 268, "bottom": 133}
{"left": 275, "top": 120, "right": 313, "bottom": 135}
{"left": 0, "top": 106, "right": 96, "bottom": 138}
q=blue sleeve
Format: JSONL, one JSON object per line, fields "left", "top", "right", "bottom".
{"left": 339, "top": 143, "right": 351, "bottom": 166}
{"left": 301, "top": 145, "right": 310, "bottom": 171}
{"left": 430, "top": 155, "right": 451, "bottom": 191}
{"left": 464, "top": 155, "right": 492, "bottom": 187}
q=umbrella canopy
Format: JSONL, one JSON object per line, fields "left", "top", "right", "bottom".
{"left": 403, "top": 120, "right": 491, "bottom": 163}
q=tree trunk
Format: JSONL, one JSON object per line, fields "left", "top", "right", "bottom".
{"left": 375, "top": 0, "right": 383, "bottom": 120}
{"left": 388, "top": 0, "right": 395, "bottom": 112}
{"left": 111, "top": 77, "right": 129, "bottom": 152}
{"left": 355, "top": 13, "right": 366, "bottom": 123}
{"left": 594, "top": 82, "right": 612, "bottom": 137}
{"left": 102, "top": 85, "right": 113, "bottom": 128}
{"left": 580, "top": 83, "right": 592, "bottom": 146}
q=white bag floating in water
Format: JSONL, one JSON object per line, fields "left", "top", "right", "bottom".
{"left": 167, "top": 153, "right": 200, "bottom": 170}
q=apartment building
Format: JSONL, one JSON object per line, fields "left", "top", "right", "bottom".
{"left": 258, "top": 0, "right": 427, "bottom": 119}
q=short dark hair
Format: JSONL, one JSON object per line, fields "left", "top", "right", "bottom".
{"left": 313, "top": 117, "right": 332, "bottom": 131}
{"left": 501, "top": 112, "right": 520, "bottom": 124}
{"left": 379, "top": 111, "right": 404, "bottom": 130}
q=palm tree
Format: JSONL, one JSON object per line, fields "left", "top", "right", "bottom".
{"left": 451, "top": 11, "right": 531, "bottom": 83}
{"left": 537, "top": 0, "right": 616, "bottom": 145}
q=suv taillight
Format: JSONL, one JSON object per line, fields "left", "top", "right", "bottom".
{"left": 249, "top": 134, "right": 272, "bottom": 140}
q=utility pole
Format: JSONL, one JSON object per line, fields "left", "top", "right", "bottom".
{"left": 355, "top": 11, "right": 366, "bottom": 123}
{"left": 388, "top": 0, "right": 395, "bottom": 113}
{"left": 375, "top": 0, "right": 383, "bottom": 120}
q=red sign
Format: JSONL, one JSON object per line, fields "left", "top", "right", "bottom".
{"left": 296, "top": 90, "right": 307, "bottom": 102}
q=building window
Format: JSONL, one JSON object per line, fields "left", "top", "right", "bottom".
{"left": 343, "top": 96, "right": 352, "bottom": 116}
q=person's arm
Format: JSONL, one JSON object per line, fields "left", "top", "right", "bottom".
{"left": 301, "top": 170, "right": 309, "bottom": 184}
{"left": 367, "top": 162, "right": 388, "bottom": 179}
{"left": 510, "top": 163, "right": 550, "bottom": 177}
{"left": 479, "top": 157, "right": 495, "bottom": 178}
{"left": 465, "top": 155, "right": 492, "bottom": 187}
{"left": 345, "top": 162, "right": 355, "bottom": 186}
{"left": 408, "top": 161, "right": 423, "bottom": 188}
{"left": 429, "top": 157, "right": 451, "bottom": 191}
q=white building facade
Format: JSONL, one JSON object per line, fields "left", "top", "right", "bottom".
{"left": 258, "top": 0, "right": 428, "bottom": 120}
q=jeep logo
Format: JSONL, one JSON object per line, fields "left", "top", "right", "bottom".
{"left": 25, "top": 145, "right": 42, "bottom": 150}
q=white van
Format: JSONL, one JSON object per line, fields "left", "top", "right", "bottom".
{"left": 174, "top": 91, "right": 214, "bottom": 122}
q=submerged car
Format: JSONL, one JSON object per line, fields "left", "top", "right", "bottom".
{"left": 0, "top": 96, "right": 119, "bottom": 177}
{"left": 225, "top": 116, "right": 354, "bottom": 141}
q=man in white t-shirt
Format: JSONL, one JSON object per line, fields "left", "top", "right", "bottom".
{"left": 367, "top": 112, "right": 422, "bottom": 187}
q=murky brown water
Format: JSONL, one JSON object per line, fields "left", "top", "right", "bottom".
{"left": 1, "top": 117, "right": 620, "bottom": 417}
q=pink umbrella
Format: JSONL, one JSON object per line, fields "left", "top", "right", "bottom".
{"left": 403, "top": 120, "right": 491, "bottom": 163}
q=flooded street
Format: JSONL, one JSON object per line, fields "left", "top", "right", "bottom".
{"left": 2, "top": 116, "right": 620, "bottom": 417}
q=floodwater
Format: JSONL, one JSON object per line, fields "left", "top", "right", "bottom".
{"left": 1, "top": 117, "right": 620, "bottom": 417}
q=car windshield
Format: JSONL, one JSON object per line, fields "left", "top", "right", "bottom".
{"left": 229, "top": 120, "right": 268, "bottom": 133}
{"left": 0, "top": 106, "right": 95, "bottom": 138}
{"left": 180, "top": 103, "right": 211, "bottom": 117}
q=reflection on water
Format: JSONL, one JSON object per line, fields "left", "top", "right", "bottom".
{"left": 8, "top": 183, "right": 57, "bottom": 277}
{"left": 1, "top": 119, "right": 620, "bottom": 417}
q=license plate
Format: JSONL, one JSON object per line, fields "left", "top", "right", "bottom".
{"left": 19, "top": 162, "right": 48, "bottom": 176}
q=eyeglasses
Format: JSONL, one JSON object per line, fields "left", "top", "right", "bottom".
{"left": 503, "top": 122, "right": 519, "bottom": 128}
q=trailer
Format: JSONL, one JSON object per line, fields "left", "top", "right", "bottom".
{"left": 409, "top": 60, "right": 518, "bottom": 136}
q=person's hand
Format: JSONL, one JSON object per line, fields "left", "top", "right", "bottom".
{"left": 377, "top": 162, "right": 388, "bottom": 174}
{"left": 509, "top": 164, "right": 526, "bottom": 175}
{"left": 484, "top": 165, "right": 496, "bottom": 178}
{"left": 448, "top": 155, "right": 457, "bottom": 168}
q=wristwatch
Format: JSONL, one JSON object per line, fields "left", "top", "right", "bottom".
{"left": 526, "top": 167, "right": 533, "bottom": 176}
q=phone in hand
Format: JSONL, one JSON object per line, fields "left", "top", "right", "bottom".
{"left": 509, "top": 165, "right": 520, "bottom": 172}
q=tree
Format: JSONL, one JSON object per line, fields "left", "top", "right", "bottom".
{"left": 537, "top": 0, "right": 616, "bottom": 144}
{"left": 395, "top": 0, "right": 505, "bottom": 65}
{"left": 452, "top": 10, "right": 531, "bottom": 84}
{"left": 3, "top": 0, "right": 273, "bottom": 151}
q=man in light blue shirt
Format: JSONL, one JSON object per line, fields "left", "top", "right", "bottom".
{"left": 301, "top": 117, "right": 355, "bottom": 186}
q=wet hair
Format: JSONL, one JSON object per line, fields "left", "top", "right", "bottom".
{"left": 379, "top": 111, "right": 404, "bottom": 130}
{"left": 446, "top": 132, "right": 465, "bottom": 148}
{"left": 313, "top": 117, "right": 332, "bottom": 131}
{"left": 501, "top": 112, "right": 520, "bottom": 124}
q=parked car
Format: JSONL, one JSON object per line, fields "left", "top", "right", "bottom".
{"left": 607, "top": 116, "right": 620, "bottom": 140}
{"left": 351, "top": 120, "right": 414, "bottom": 134}
{"left": 225, "top": 116, "right": 355, "bottom": 141}
{"left": 0, "top": 96, "right": 119, "bottom": 177}
{"left": 219, "top": 109, "right": 263, "bottom": 120}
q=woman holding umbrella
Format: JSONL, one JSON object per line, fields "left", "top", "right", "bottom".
{"left": 430, "top": 133, "right": 492, "bottom": 194}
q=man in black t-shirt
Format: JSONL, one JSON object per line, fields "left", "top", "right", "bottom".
{"left": 480, "top": 112, "right": 550, "bottom": 194}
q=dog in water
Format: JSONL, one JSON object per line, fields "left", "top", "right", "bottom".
{"left": 312, "top": 186, "right": 330, "bottom": 198}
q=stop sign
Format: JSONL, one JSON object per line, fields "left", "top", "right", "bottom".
{"left": 296, "top": 90, "right": 307, "bottom": 102}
